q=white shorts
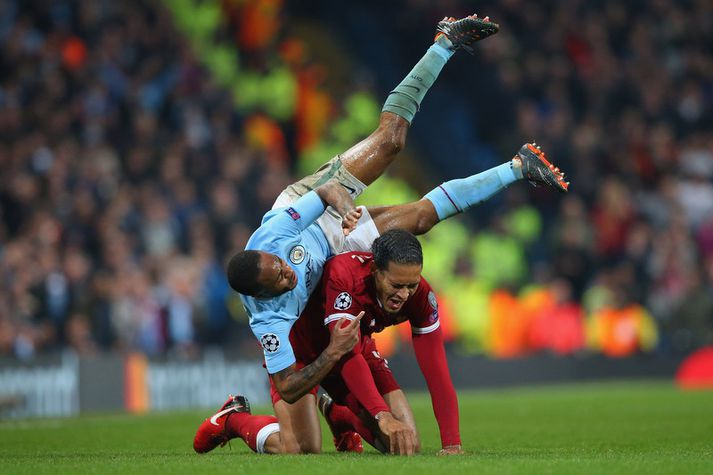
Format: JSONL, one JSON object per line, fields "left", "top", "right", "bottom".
{"left": 272, "top": 156, "right": 380, "bottom": 254}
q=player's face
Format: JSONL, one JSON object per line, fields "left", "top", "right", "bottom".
{"left": 372, "top": 261, "right": 422, "bottom": 314}
{"left": 255, "top": 252, "right": 298, "bottom": 297}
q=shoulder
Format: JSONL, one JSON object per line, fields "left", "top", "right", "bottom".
{"left": 248, "top": 292, "right": 299, "bottom": 320}
{"left": 325, "top": 252, "right": 372, "bottom": 278}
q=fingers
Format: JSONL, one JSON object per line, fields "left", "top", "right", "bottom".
{"left": 334, "top": 316, "right": 350, "bottom": 331}
{"left": 392, "top": 430, "right": 416, "bottom": 456}
{"left": 395, "top": 431, "right": 406, "bottom": 455}
{"left": 406, "top": 430, "right": 417, "bottom": 455}
{"left": 346, "top": 311, "right": 364, "bottom": 329}
{"left": 341, "top": 208, "right": 362, "bottom": 236}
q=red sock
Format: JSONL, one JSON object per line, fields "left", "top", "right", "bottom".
{"left": 226, "top": 413, "right": 279, "bottom": 453}
{"left": 327, "top": 401, "right": 376, "bottom": 446}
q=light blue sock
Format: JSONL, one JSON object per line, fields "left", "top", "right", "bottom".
{"left": 381, "top": 43, "right": 454, "bottom": 124}
{"left": 424, "top": 162, "right": 521, "bottom": 220}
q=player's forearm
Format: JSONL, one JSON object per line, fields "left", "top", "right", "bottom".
{"left": 314, "top": 179, "right": 355, "bottom": 217}
{"left": 430, "top": 381, "right": 461, "bottom": 447}
{"left": 271, "top": 349, "right": 341, "bottom": 403}
{"left": 272, "top": 312, "right": 362, "bottom": 402}
{"left": 413, "top": 331, "right": 461, "bottom": 446}
{"left": 341, "top": 354, "right": 391, "bottom": 416}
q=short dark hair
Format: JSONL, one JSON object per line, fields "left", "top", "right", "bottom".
{"left": 371, "top": 229, "right": 423, "bottom": 270}
{"left": 226, "top": 250, "right": 262, "bottom": 296}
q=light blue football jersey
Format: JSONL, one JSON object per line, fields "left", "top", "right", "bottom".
{"left": 240, "top": 191, "right": 332, "bottom": 374}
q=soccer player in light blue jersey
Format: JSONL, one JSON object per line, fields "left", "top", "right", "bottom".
{"left": 210, "top": 14, "right": 568, "bottom": 456}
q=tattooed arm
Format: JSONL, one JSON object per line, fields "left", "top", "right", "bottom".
{"left": 271, "top": 312, "right": 363, "bottom": 403}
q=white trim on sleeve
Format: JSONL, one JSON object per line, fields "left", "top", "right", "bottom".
{"left": 411, "top": 320, "right": 440, "bottom": 335}
{"left": 324, "top": 313, "right": 357, "bottom": 326}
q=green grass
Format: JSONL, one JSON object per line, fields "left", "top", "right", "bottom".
{"left": 1, "top": 381, "right": 712, "bottom": 474}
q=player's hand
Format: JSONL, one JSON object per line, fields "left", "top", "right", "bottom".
{"left": 376, "top": 412, "right": 418, "bottom": 456}
{"left": 326, "top": 311, "right": 363, "bottom": 358}
{"left": 437, "top": 444, "right": 464, "bottom": 456}
{"left": 315, "top": 179, "right": 360, "bottom": 235}
{"left": 341, "top": 207, "right": 362, "bottom": 236}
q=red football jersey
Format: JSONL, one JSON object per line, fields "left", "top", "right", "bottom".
{"left": 290, "top": 251, "right": 440, "bottom": 364}
{"left": 289, "top": 251, "right": 461, "bottom": 447}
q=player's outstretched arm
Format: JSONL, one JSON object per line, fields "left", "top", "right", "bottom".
{"left": 314, "top": 179, "right": 362, "bottom": 235}
{"left": 412, "top": 327, "right": 462, "bottom": 452}
{"left": 271, "top": 312, "right": 364, "bottom": 403}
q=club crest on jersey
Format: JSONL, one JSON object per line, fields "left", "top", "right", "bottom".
{"left": 428, "top": 291, "right": 438, "bottom": 310}
{"left": 260, "top": 333, "right": 280, "bottom": 353}
{"left": 334, "top": 292, "right": 352, "bottom": 310}
{"left": 285, "top": 207, "right": 300, "bottom": 220}
{"left": 289, "top": 245, "right": 305, "bottom": 264}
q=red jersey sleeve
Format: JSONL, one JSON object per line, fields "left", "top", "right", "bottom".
{"left": 322, "top": 257, "right": 365, "bottom": 330}
{"left": 323, "top": 255, "right": 390, "bottom": 417}
{"left": 410, "top": 281, "right": 460, "bottom": 447}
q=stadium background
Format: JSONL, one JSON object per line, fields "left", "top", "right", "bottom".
{"left": 0, "top": 0, "right": 712, "bottom": 418}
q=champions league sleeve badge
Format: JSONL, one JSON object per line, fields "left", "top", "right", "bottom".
{"left": 334, "top": 291, "right": 353, "bottom": 310}
{"left": 428, "top": 291, "right": 438, "bottom": 310}
{"left": 260, "top": 333, "right": 280, "bottom": 353}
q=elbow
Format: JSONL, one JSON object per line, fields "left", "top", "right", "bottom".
{"left": 280, "top": 392, "right": 300, "bottom": 404}
{"left": 274, "top": 382, "right": 300, "bottom": 404}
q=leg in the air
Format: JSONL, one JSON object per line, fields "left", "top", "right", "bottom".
{"left": 340, "top": 112, "right": 409, "bottom": 186}
{"left": 368, "top": 143, "right": 569, "bottom": 233}
{"left": 341, "top": 15, "right": 500, "bottom": 186}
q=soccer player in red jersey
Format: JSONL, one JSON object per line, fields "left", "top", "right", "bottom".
{"left": 286, "top": 229, "right": 459, "bottom": 455}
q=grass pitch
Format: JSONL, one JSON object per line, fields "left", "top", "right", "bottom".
{"left": 1, "top": 381, "right": 712, "bottom": 474}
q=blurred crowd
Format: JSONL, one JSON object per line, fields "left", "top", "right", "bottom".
{"left": 0, "top": 0, "right": 294, "bottom": 359}
{"left": 0, "top": 0, "right": 711, "bottom": 360}
{"left": 480, "top": 0, "right": 713, "bottom": 355}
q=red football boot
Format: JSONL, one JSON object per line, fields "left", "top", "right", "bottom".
{"left": 193, "top": 394, "right": 251, "bottom": 453}
{"left": 334, "top": 431, "right": 363, "bottom": 453}
{"left": 318, "top": 393, "right": 363, "bottom": 453}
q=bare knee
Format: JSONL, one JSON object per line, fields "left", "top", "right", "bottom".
{"left": 414, "top": 201, "right": 439, "bottom": 235}
{"left": 281, "top": 440, "right": 302, "bottom": 454}
{"left": 277, "top": 428, "right": 321, "bottom": 454}
{"left": 299, "top": 441, "right": 322, "bottom": 454}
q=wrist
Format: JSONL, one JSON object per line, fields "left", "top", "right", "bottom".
{"left": 324, "top": 344, "right": 343, "bottom": 361}
{"left": 374, "top": 411, "right": 392, "bottom": 421}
